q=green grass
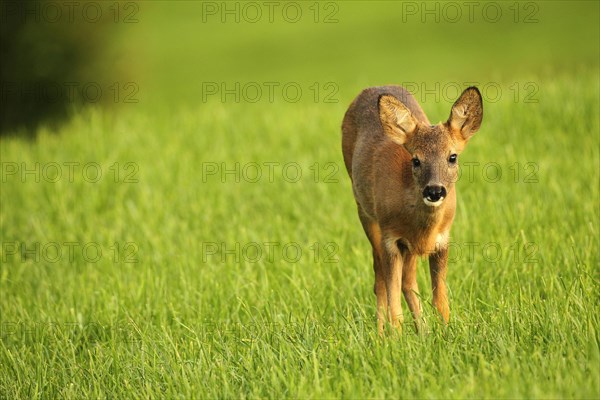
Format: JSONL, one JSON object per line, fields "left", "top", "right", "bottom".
{"left": 1, "top": 1, "right": 599, "bottom": 398}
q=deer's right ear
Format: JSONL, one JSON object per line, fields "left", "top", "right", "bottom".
{"left": 379, "top": 94, "right": 417, "bottom": 145}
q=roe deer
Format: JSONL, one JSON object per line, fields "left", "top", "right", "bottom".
{"left": 341, "top": 85, "right": 483, "bottom": 334}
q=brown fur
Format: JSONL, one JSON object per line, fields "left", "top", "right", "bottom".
{"left": 341, "top": 85, "right": 483, "bottom": 334}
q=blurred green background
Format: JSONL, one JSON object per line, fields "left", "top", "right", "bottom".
{"left": 2, "top": 0, "right": 598, "bottom": 130}
{"left": 132, "top": 0, "right": 598, "bottom": 106}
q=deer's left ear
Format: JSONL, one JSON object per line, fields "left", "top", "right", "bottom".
{"left": 447, "top": 86, "right": 483, "bottom": 141}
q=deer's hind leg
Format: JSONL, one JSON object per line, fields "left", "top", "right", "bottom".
{"left": 357, "top": 207, "right": 387, "bottom": 335}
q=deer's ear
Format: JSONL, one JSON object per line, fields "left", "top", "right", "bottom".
{"left": 379, "top": 94, "right": 417, "bottom": 145}
{"left": 448, "top": 87, "right": 483, "bottom": 141}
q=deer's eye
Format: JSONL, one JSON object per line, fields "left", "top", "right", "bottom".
{"left": 448, "top": 154, "right": 458, "bottom": 164}
{"left": 412, "top": 158, "right": 421, "bottom": 168}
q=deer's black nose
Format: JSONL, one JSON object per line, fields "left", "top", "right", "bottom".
{"left": 423, "top": 185, "right": 447, "bottom": 202}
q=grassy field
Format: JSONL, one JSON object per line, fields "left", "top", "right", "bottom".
{"left": 1, "top": 1, "right": 599, "bottom": 398}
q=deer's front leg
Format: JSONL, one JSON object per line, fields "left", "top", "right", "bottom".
{"left": 402, "top": 251, "right": 423, "bottom": 332}
{"left": 429, "top": 246, "right": 450, "bottom": 324}
{"left": 363, "top": 221, "right": 387, "bottom": 336}
{"left": 381, "top": 238, "right": 404, "bottom": 331}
